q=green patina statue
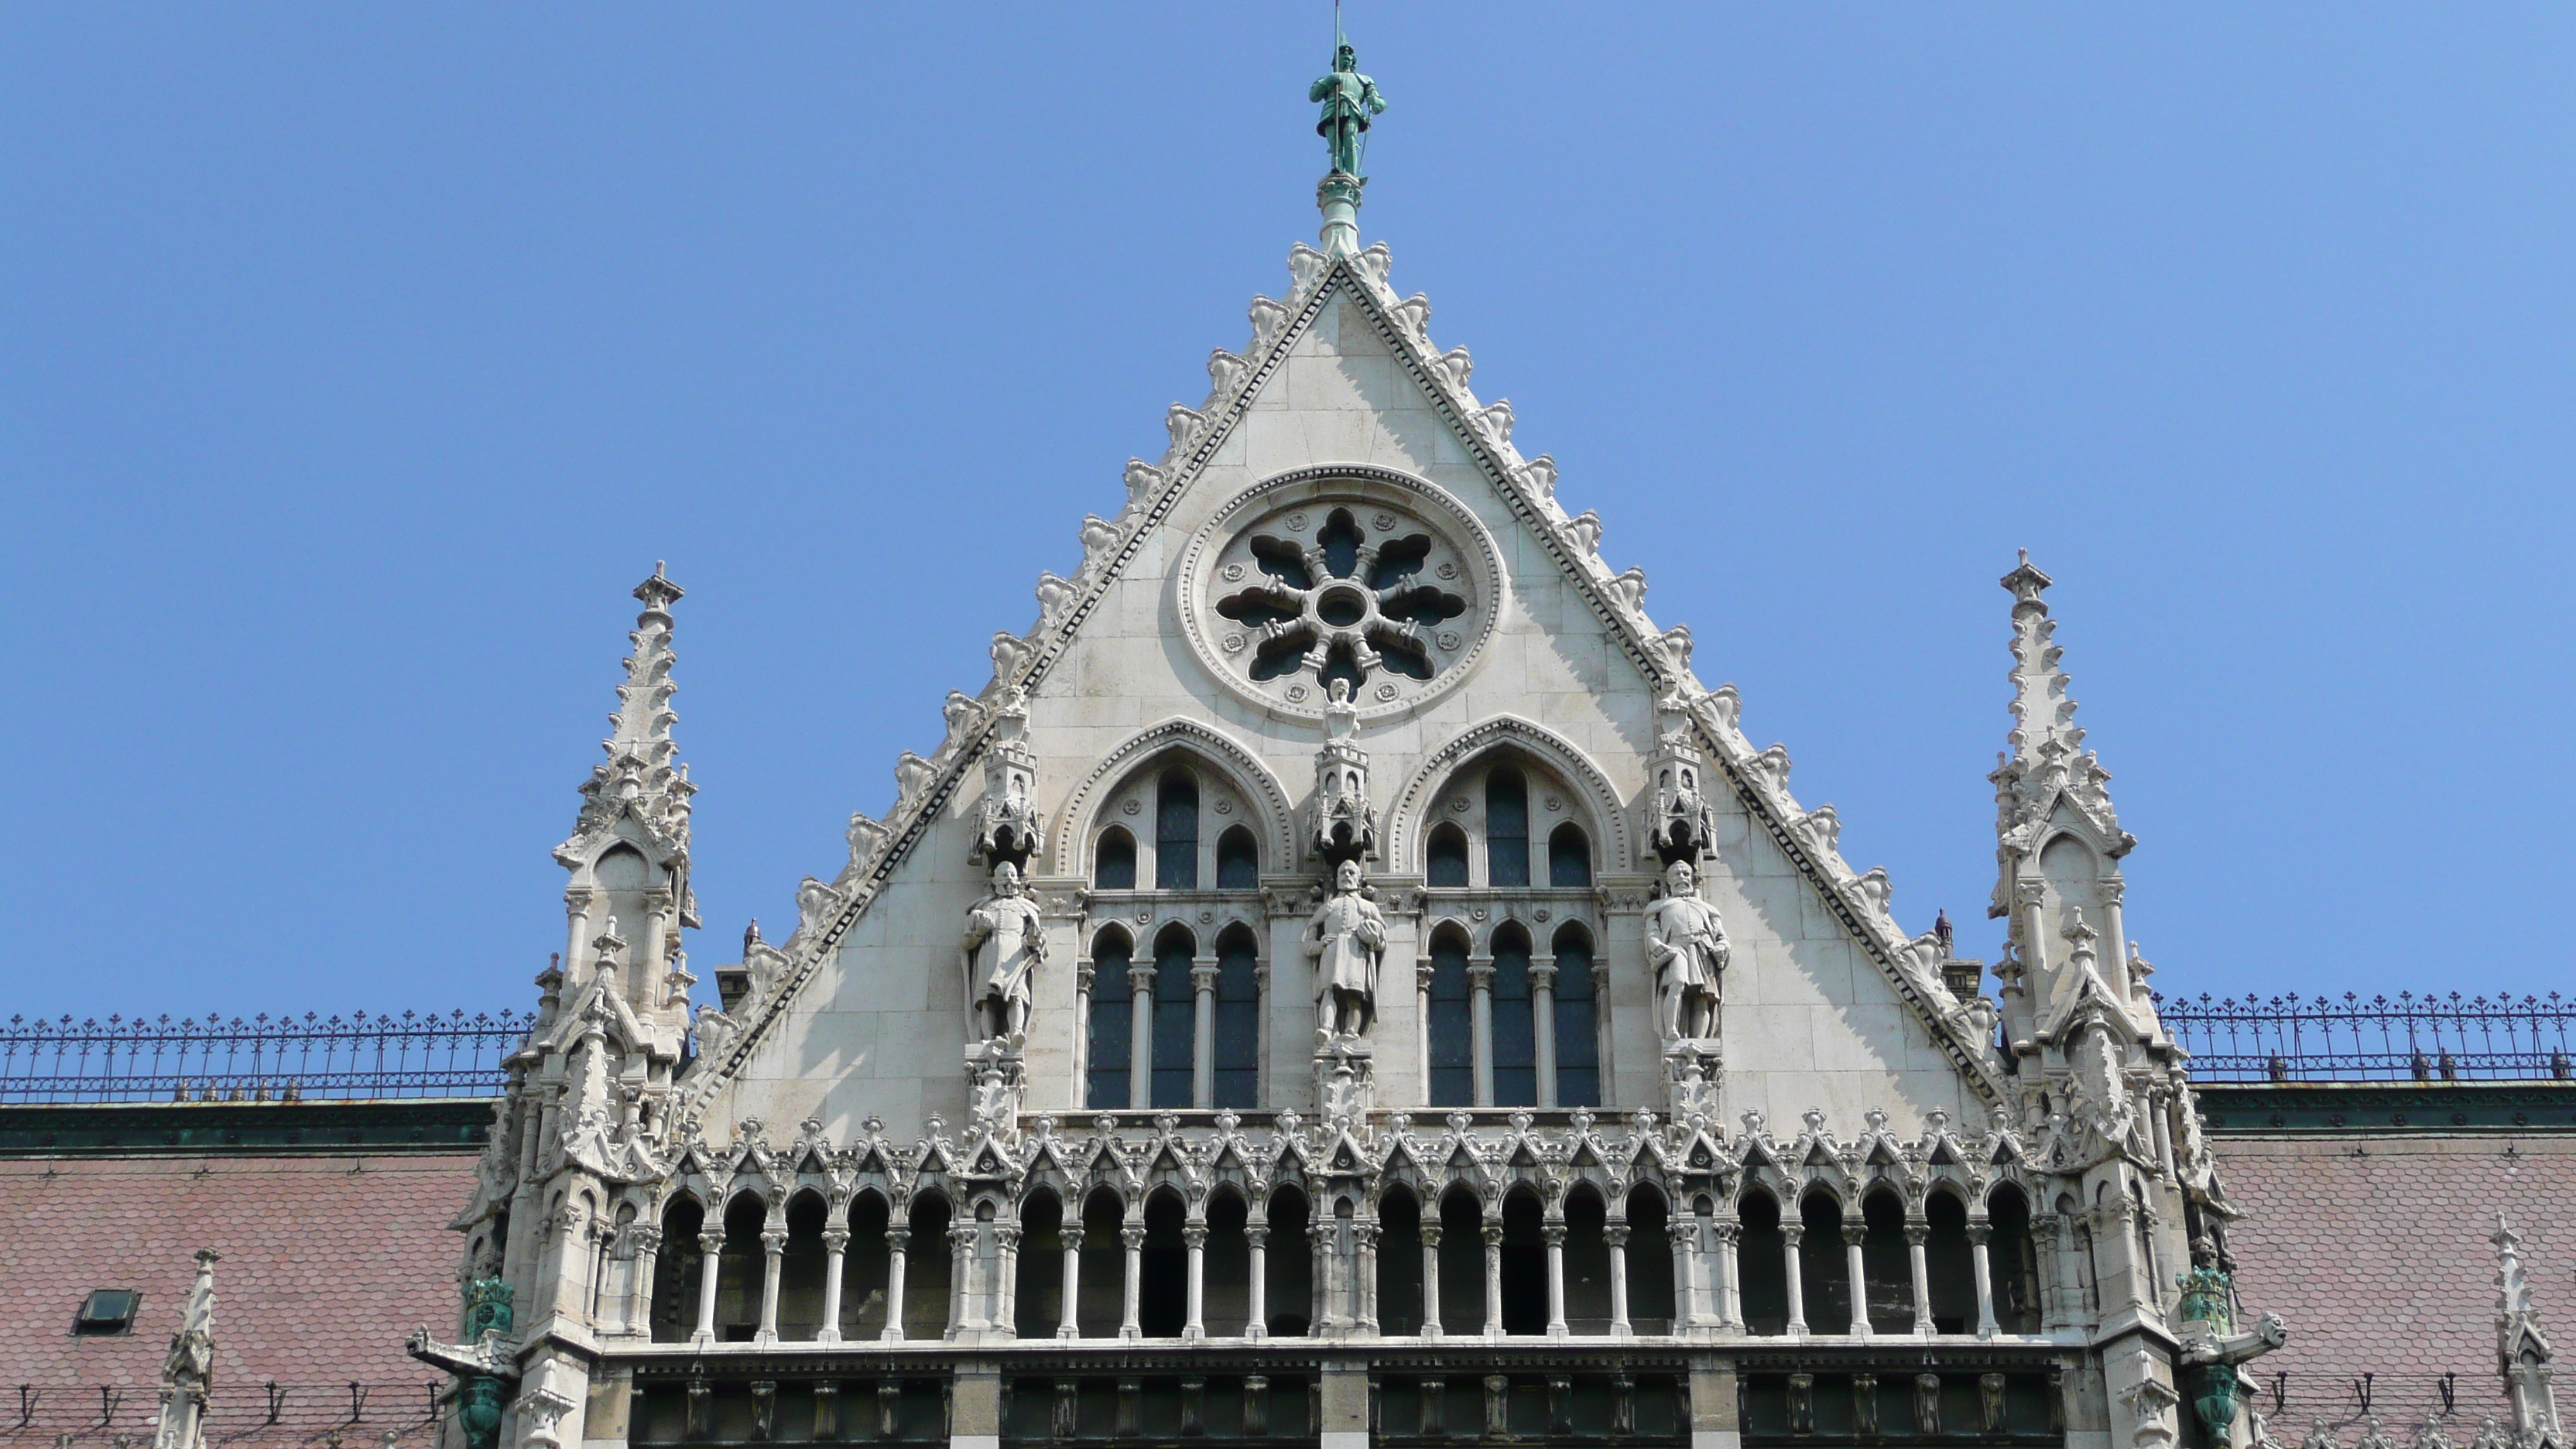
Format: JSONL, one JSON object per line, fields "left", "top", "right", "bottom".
{"left": 1310, "top": 43, "right": 1386, "bottom": 179}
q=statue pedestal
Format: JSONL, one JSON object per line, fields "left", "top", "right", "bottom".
{"left": 1313, "top": 1035, "right": 1375, "bottom": 1125}
{"left": 963, "top": 1039, "right": 1026, "bottom": 1142}
{"left": 1661, "top": 1040, "right": 1723, "bottom": 1129}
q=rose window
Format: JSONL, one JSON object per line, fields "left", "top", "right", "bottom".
{"left": 1180, "top": 471, "right": 1502, "bottom": 721}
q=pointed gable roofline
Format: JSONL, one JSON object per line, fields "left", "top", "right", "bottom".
{"left": 674, "top": 242, "right": 2009, "bottom": 1124}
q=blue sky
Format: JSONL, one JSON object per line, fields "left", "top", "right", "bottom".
{"left": 4, "top": 5, "right": 2570, "bottom": 1023}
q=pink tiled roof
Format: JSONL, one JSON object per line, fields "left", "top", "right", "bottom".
{"left": 0, "top": 1154, "right": 475, "bottom": 1407}
{"left": 2217, "top": 1135, "right": 2576, "bottom": 1393}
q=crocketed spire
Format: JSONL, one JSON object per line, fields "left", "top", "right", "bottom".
{"left": 570, "top": 562, "right": 694, "bottom": 853}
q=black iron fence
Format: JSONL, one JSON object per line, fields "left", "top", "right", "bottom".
{"left": 0, "top": 1011, "right": 533, "bottom": 1105}
{"left": 0, "top": 1379, "right": 446, "bottom": 1445}
{"left": 2159, "top": 992, "right": 2575, "bottom": 1084}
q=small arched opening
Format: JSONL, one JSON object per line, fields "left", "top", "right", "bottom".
{"left": 1797, "top": 1193, "right": 1849, "bottom": 1334}
{"left": 1203, "top": 1187, "right": 1254, "bottom": 1338}
{"left": 1561, "top": 1184, "right": 1613, "bottom": 1332}
{"left": 1499, "top": 1187, "right": 1547, "bottom": 1335}
{"left": 715, "top": 1191, "right": 767, "bottom": 1341}
{"left": 1860, "top": 1187, "right": 1913, "bottom": 1334}
{"left": 1015, "top": 1190, "right": 1065, "bottom": 1339}
{"left": 1139, "top": 1191, "right": 1189, "bottom": 1338}
{"left": 1426, "top": 925, "right": 1473, "bottom": 1107}
{"left": 903, "top": 1195, "right": 954, "bottom": 1340}
{"left": 1155, "top": 771, "right": 1200, "bottom": 889}
{"left": 1550, "top": 922, "right": 1599, "bottom": 1108}
{"left": 1086, "top": 927, "right": 1135, "bottom": 1111}
{"left": 1213, "top": 924, "right": 1260, "bottom": 1110}
{"left": 1094, "top": 827, "right": 1137, "bottom": 891}
{"left": 1266, "top": 1188, "right": 1314, "bottom": 1338}
{"left": 777, "top": 1190, "right": 831, "bottom": 1340}
{"left": 1485, "top": 766, "right": 1531, "bottom": 887}
{"left": 1736, "top": 1190, "right": 1790, "bottom": 1335}
{"left": 842, "top": 1192, "right": 892, "bottom": 1340}
{"left": 1076, "top": 1189, "right": 1126, "bottom": 1340}
{"left": 1547, "top": 822, "right": 1593, "bottom": 887}
{"left": 1150, "top": 924, "right": 1196, "bottom": 1109}
{"left": 1216, "top": 825, "right": 1259, "bottom": 890}
{"left": 1427, "top": 823, "right": 1470, "bottom": 888}
{"left": 1988, "top": 1184, "right": 2041, "bottom": 1334}
{"left": 1624, "top": 1187, "right": 1676, "bottom": 1334}
{"left": 1924, "top": 1188, "right": 1976, "bottom": 1334}
{"left": 649, "top": 1194, "right": 705, "bottom": 1342}
{"left": 1375, "top": 1187, "right": 1424, "bottom": 1336}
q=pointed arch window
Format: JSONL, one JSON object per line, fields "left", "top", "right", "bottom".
{"left": 1547, "top": 823, "right": 1591, "bottom": 888}
{"left": 1150, "top": 926, "right": 1196, "bottom": 1108}
{"left": 1551, "top": 923, "right": 1599, "bottom": 1108}
{"left": 1087, "top": 930, "right": 1134, "bottom": 1110}
{"left": 1216, "top": 826, "right": 1259, "bottom": 890}
{"left": 1427, "top": 930, "right": 1473, "bottom": 1107}
{"left": 1094, "top": 828, "right": 1137, "bottom": 891}
{"left": 1156, "top": 772, "right": 1199, "bottom": 889}
{"left": 1485, "top": 767, "right": 1530, "bottom": 887}
{"left": 1213, "top": 925, "right": 1260, "bottom": 1108}
{"left": 1426, "top": 824, "right": 1470, "bottom": 887}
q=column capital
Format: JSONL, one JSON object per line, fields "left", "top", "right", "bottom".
{"left": 1419, "top": 1225, "right": 1444, "bottom": 1248}
{"left": 1183, "top": 1225, "right": 1209, "bottom": 1249}
{"left": 995, "top": 1226, "right": 1023, "bottom": 1251}
{"left": 699, "top": 1229, "right": 728, "bottom": 1255}
{"left": 1121, "top": 1225, "right": 1148, "bottom": 1251}
{"left": 1482, "top": 1222, "right": 1506, "bottom": 1248}
{"left": 1466, "top": 963, "right": 1497, "bottom": 988}
{"left": 1780, "top": 1225, "right": 1804, "bottom": 1247}
{"left": 1710, "top": 1222, "right": 1738, "bottom": 1245}
{"left": 1966, "top": 1223, "right": 1993, "bottom": 1246}
{"left": 1190, "top": 963, "right": 1221, "bottom": 991}
{"left": 1903, "top": 1224, "right": 1929, "bottom": 1247}
{"left": 1603, "top": 1225, "right": 1630, "bottom": 1247}
{"left": 1059, "top": 1226, "right": 1085, "bottom": 1251}
{"left": 760, "top": 1228, "right": 790, "bottom": 1253}
{"left": 885, "top": 1228, "right": 913, "bottom": 1251}
{"left": 820, "top": 1229, "right": 851, "bottom": 1252}
{"left": 1245, "top": 1227, "right": 1269, "bottom": 1248}
{"left": 1841, "top": 1223, "right": 1868, "bottom": 1248}
{"left": 1540, "top": 1224, "right": 1567, "bottom": 1247}
{"left": 1528, "top": 963, "right": 1559, "bottom": 991}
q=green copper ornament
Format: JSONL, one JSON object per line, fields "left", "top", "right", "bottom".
{"left": 1310, "top": 43, "right": 1386, "bottom": 180}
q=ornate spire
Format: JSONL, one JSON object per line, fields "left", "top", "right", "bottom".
{"left": 1989, "top": 549, "right": 2129, "bottom": 866}
{"left": 2494, "top": 1214, "right": 2563, "bottom": 1445}
{"left": 1308, "top": 34, "right": 1386, "bottom": 257}
{"left": 151, "top": 1251, "right": 218, "bottom": 1449}
{"left": 587, "top": 562, "right": 693, "bottom": 848}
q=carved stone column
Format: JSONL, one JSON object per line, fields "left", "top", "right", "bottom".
{"left": 755, "top": 1225, "right": 787, "bottom": 1345}
{"left": 1191, "top": 960, "right": 1219, "bottom": 1110}
{"left": 879, "top": 1228, "right": 909, "bottom": 1342}
{"left": 1057, "top": 1226, "right": 1083, "bottom": 1340}
{"left": 1482, "top": 1221, "right": 1506, "bottom": 1338}
{"left": 1713, "top": 1221, "right": 1744, "bottom": 1332}
{"left": 1670, "top": 1210, "right": 1698, "bottom": 1329}
{"left": 1468, "top": 961, "right": 1497, "bottom": 1107}
{"left": 1355, "top": 1221, "right": 1382, "bottom": 1334}
{"left": 1542, "top": 1222, "right": 1569, "bottom": 1338}
{"left": 692, "top": 1228, "right": 724, "bottom": 1345}
{"left": 1605, "top": 1225, "right": 1632, "bottom": 1338}
{"left": 1906, "top": 1222, "right": 1934, "bottom": 1336}
{"left": 1530, "top": 962, "right": 1560, "bottom": 1108}
{"left": 1968, "top": 1223, "right": 1998, "bottom": 1338}
{"left": 1120, "top": 1225, "right": 1146, "bottom": 1340}
{"left": 1842, "top": 1222, "right": 1870, "bottom": 1337}
{"left": 1184, "top": 1223, "right": 1208, "bottom": 1341}
{"left": 1245, "top": 1225, "right": 1269, "bottom": 1340}
{"left": 1420, "top": 1224, "right": 1444, "bottom": 1340}
{"left": 2029, "top": 1212, "right": 2065, "bottom": 1333}
{"left": 817, "top": 1228, "right": 849, "bottom": 1344}
{"left": 1781, "top": 1225, "right": 1808, "bottom": 1334}
{"left": 1128, "top": 975, "right": 1154, "bottom": 1112}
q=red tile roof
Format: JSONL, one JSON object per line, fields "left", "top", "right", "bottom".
{"left": 0, "top": 1153, "right": 475, "bottom": 1426}
{"left": 2216, "top": 1134, "right": 2576, "bottom": 1420}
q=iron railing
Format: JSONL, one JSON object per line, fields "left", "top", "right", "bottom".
{"left": 2158, "top": 992, "right": 2576, "bottom": 1083}
{"left": 0, "top": 1010, "right": 533, "bottom": 1104}
{"left": 0, "top": 1379, "right": 446, "bottom": 1444}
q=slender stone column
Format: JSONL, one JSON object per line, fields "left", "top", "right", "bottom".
{"left": 693, "top": 1228, "right": 725, "bottom": 1345}
{"left": 1120, "top": 1225, "right": 1146, "bottom": 1340}
{"left": 1467, "top": 961, "right": 1497, "bottom": 1107}
{"left": 1781, "top": 1225, "right": 1807, "bottom": 1334}
{"left": 817, "top": 1228, "right": 849, "bottom": 1344}
{"left": 2029, "top": 1213, "right": 2066, "bottom": 1332}
{"left": 1842, "top": 1223, "right": 1870, "bottom": 1337}
{"left": 1542, "top": 1223, "right": 1569, "bottom": 1338}
{"left": 1671, "top": 1214, "right": 1697, "bottom": 1328}
{"left": 1530, "top": 962, "right": 1560, "bottom": 1108}
{"left": 1906, "top": 1223, "right": 1934, "bottom": 1335}
{"left": 1129, "top": 976, "right": 1154, "bottom": 1112}
{"left": 755, "top": 1226, "right": 786, "bottom": 1344}
{"left": 1355, "top": 1222, "right": 1381, "bottom": 1334}
{"left": 947, "top": 1223, "right": 969, "bottom": 1337}
{"left": 1245, "top": 1226, "right": 1269, "bottom": 1340}
{"left": 1482, "top": 1221, "right": 1506, "bottom": 1338}
{"left": 1190, "top": 961, "right": 1219, "bottom": 1110}
{"left": 1184, "top": 1224, "right": 1208, "bottom": 1341}
{"left": 1057, "top": 1225, "right": 1084, "bottom": 1339}
{"left": 996, "top": 1224, "right": 1023, "bottom": 1338}
{"left": 1420, "top": 1224, "right": 1444, "bottom": 1339}
{"left": 1605, "top": 1225, "right": 1632, "bottom": 1337}
{"left": 1968, "top": 1224, "right": 1998, "bottom": 1339}
{"left": 1714, "top": 1221, "right": 1744, "bottom": 1331}
{"left": 626, "top": 1226, "right": 663, "bottom": 1339}
{"left": 880, "top": 1228, "right": 909, "bottom": 1342}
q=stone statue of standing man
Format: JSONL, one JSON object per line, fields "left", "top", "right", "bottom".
{"left": 1303, "top": 858, "right": 1386, "bottom": 1040}
{"left": 960, "top": 860, "right": 1046, "bottom": 1045}
{"left": 1310, "top": 43, "right": 1386, "bottom": 179}
{"left": 1645, "top": 859, "right": 1728, "bottom": 1043}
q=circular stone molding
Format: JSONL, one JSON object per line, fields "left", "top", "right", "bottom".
{"left": 1177, "top": 467, "right": 1504, "bottom": 722}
